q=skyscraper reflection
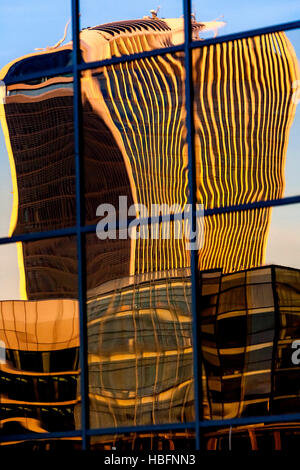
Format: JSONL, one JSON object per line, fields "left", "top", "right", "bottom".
{"left": 0, "top": 15, "right": 299, "bottom": 450}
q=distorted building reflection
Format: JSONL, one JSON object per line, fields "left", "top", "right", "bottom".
{"left": 200, "top": 266, "right": 300, "bottom": 420}
{"left": 81, "top": 264, "right": 300, "bottom": 450}
{"left": 0, "top": 299, "right": 79, "bottom": 436}
{"left": 0, "top": 14, "right": 299, "bottom": 450}
{"left": 84, "top": 270, "right": 194, "bottom": 429}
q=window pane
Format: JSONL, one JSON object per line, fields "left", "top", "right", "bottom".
{"left": 0, "top": 72, "right": 75, "bottom": 237}
{"left": 85, "top": 232, "right": 194, "bottom": 430}
{"left": 193, "top": 30, "right": 300, "bottom": 213}
{"left": 0, "top": 237, "right": 81, "bottom": 436}
{"left": 79, "top": 0, "right": 184, "bottom": 63}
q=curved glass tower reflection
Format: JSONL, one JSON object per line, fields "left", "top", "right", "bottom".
{"left": 0, "top": 15, "right": 299, "bottom": 450}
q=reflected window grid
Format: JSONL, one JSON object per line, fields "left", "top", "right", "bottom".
{"left": 0, "top": 0, "right": 299, "bottom": 451}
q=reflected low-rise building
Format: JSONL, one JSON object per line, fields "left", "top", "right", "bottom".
{"left": 200, "top": 265, "right": 300, "bottom": 421}
{"left": 84, "top": 269, "right": 194, "bottom": 429}
{"left": 0, "top": 14, "right": 299, "bottom": 450}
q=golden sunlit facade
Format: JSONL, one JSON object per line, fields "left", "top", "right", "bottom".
{"left": 0, "top": 14, "right": 299, "bottom": 451}
{"left": 0, "top": 299, "right": 79, "bottom": 437}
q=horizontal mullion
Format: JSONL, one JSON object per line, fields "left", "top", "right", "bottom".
{"left": 191, "top": 19, "right": 300, "bottom": 50}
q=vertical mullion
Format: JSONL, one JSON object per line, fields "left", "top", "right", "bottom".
{"left": 183, "top": 0, "right": 203, "bottom": 451}
{"left": 71, "top": 0, "right": 89, "bottom": 450}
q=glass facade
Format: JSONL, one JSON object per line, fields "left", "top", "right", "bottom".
{"left": 0, "top": 0, "right": 299, "bottom": 451}
{"left": 85, "top": 234, "right": 193, "bottom": 429}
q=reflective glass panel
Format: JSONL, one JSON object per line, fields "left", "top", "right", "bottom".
{"left": 0, "top": 72, "right": 75, "bottom": 236}
{"left": 0, "top": 236, "right": 80, "bottom": 435}
{"left": 203, "top": 423, "right": 300, "bottom": 451}
{"left": 80, "top": 0, "right": 184, "bottom": 63}
{"left": 85, "top": 232, "right": 194, "bottom": 430}
{"left": 0, "top": 1, "right": 72, "bottom": 73}
{"left": 191, "top": 0, "right": 300, "bottom": 40}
